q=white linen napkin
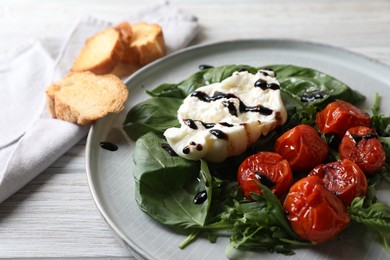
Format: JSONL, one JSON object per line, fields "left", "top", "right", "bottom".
{"left": 0, "top": 2, "right": 199, "bottom": 203}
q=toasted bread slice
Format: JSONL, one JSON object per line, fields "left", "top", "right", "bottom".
{"left": 70, "top": 22, "right": 166, "bottom": 78}
{"left": 114, "top": 21, "right": 139, "bottom": 64}
{"left": 129, "top": 22, "right": 166, "bottom": 66}
{"left": 46, "top": 72, "right": 128, "bottom": 125}
{"left": 114, "top": 21, "right": 133, "bottom": 45}
{"left": 71, "top": 28, "right": 125, "bottom": 75}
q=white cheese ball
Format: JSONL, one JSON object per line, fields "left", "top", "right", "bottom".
{"left": 164, "top": 69, "right": 287, "bottom": 162}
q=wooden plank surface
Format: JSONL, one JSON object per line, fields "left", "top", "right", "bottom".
{"left": 0, "top": 0, "right": 389, "bottom": 258}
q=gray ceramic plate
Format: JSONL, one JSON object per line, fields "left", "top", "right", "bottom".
{"left": 86, "top": 39, "right": 390, "bottom": 260}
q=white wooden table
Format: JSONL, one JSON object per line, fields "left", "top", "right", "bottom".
{"left": 0, "top": 0, "right": 389, "bottom": 258}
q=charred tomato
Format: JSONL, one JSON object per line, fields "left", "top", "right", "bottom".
{"left": 339, "top": 126, "right": 386, "bottom": 174}
{"left": 283, "top": 175, "right": 350, "bottom": 244}
{"left": 316, "top": 100, "right": 371, "bottom": 138}
{"left": 309, "top": 159, "right": 367, "bottom": 206}
{"left": 274, "top": 124, "right": 328, "bottom": 172}
{"left": 237, "top": 152, "right": 293, "bottom": 199}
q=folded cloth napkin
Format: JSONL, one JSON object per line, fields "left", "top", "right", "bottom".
{"left": 0, "top": 2, "right": 199, "bottom": 203}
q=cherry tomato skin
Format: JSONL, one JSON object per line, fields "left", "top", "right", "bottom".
{"left": 283, "top": 175, "right": 350, "bottom": 244}
{"left": 339, "top": 126, "right": 386, "bottom": 174}
{"left": 309, "top": 159, "right": 367, "bottom": 206}
{"left": 237, "top": 152, "right": 293, "bottom": 199}
{"left": 316, "top": 100, "right": 371, "bottom": 138}
{"left": 274, "top": 124, "right": 328, "bottom": 172}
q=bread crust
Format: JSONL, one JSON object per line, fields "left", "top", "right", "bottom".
{"left": 71, "top": 28, "right": 125, "bottom": 75}
{"left": 130, "top": 22, "right": 167, "bottom": 66}
{"left": 46, "top": 72, "right": 128, "bottom": 125}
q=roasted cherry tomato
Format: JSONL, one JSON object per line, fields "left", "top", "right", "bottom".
{"left": 274, "top": 124, "right": 328, "bottom": 172}
{"left": 309, "top": 159, "right": 367, "bottom": 206}
{"left": 237, "top": 152, "right": 293, "bottom": 199}
{"left": 316, "top": 100, "right": 371, "bottom": 138}
{"left": 283, "top": 175, "right": 350, "bottom": 244}
{"left": 339, "top": 126, "right": 386, "bottom": 174}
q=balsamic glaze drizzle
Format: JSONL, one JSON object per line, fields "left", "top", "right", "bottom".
{"left": 222, "top": 100, "right": 238, "bottom": 116}
{"left": 254, "top": 79, "right": 280, "bottom": 90}
{"left": 261, "top": 71, "right": 269, "bottom": 76}
{"left": 193, "top": 190, "right": 207, "bottom": 204}
{"left": 161, "top": 143, "right": 178, "bottom": 156}
{"left": 351, "top": 133, "right": 378, "bottom": 143}
{"left": 100, "top": 142, "right": 118, "bottom": 151}
{"left": 199, "top": 64, "right": 214, "bottom": 70}
{"left": 183, "top": 119, "right": 215, "bottom": 130}
{"left": 220, "top": 122, "right": 234, "bottom": 127}
{"left": 238, "top": 67, "right": 249, "bottom": 72}
{"left": 191, "top": 91, "right": 273, "bottom": 116}
{"left": 262, "top": 68, "right": 276, "bottom": 77}
{"left": 300, "top": 91, "right": 327, "bottom": 102}
{"left": 201, "top": 122, "right": 216, "bottom": 129}
{"left": 209, "top": 129, "right": 228, "bottom": 140}
{"left": 255, "top": 172, "right": 276, "bottom": 188}
{"left": 183, "top": 119, "right": 198, "bottom": 130}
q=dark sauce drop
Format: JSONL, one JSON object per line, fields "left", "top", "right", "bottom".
{"left": 255, "top": 172, "right": 276, "bottom": 188}
{"left": 184, "top": 119, "right": 198, "bottom": 130}
{"left": 209, "top": 129, "right": 228, "bottom": 140}
{"left": 300, "top": 91, "right": 327, "bottom": 102}
{"left": 193, "top": 190, "right": 207, "bottom": 204}
{"left": 199, "top": 64, "right": 214, "bottom": 70}
{"left": 351, "top": 133, "right": 378, "bottom": 143}
{"left": 100, "top": 142, "right": 118, "bottom": 151}
{"left": 183, "top": 146, "right": 190, "bottom": 154}
{"left": 254, "top": 79, "right": 268, "bottom": 89}
{"left": 268, "top": 83, "right": 280, "bottom": 90}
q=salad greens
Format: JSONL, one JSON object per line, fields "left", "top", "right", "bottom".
{"left": 123, "top": 64, "right": 390, "bottom": 256}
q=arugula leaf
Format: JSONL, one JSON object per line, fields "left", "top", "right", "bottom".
{"left": 372, "top": 94, "right": 390, "bottom": 137}
{"left": 221, "top": 184, "right": 309, "bottom": 255}
{"left": 381, "top": 138, "right": 390, "bottom": 165}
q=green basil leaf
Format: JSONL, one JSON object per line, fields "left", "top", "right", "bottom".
{"left": 146, "top": 83, "right": 184, "bottom": 98}
{"left": 133, "top": 132, "right": 212, "bottom": 228}
{"left": 348, "top": 196, "right": 390, "bottom": 233}
{"left": 123, "top": 97, "right": 181, "bottom": 140}
{"left": 267, "top": 65, "right": 365, "bottom": 108}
